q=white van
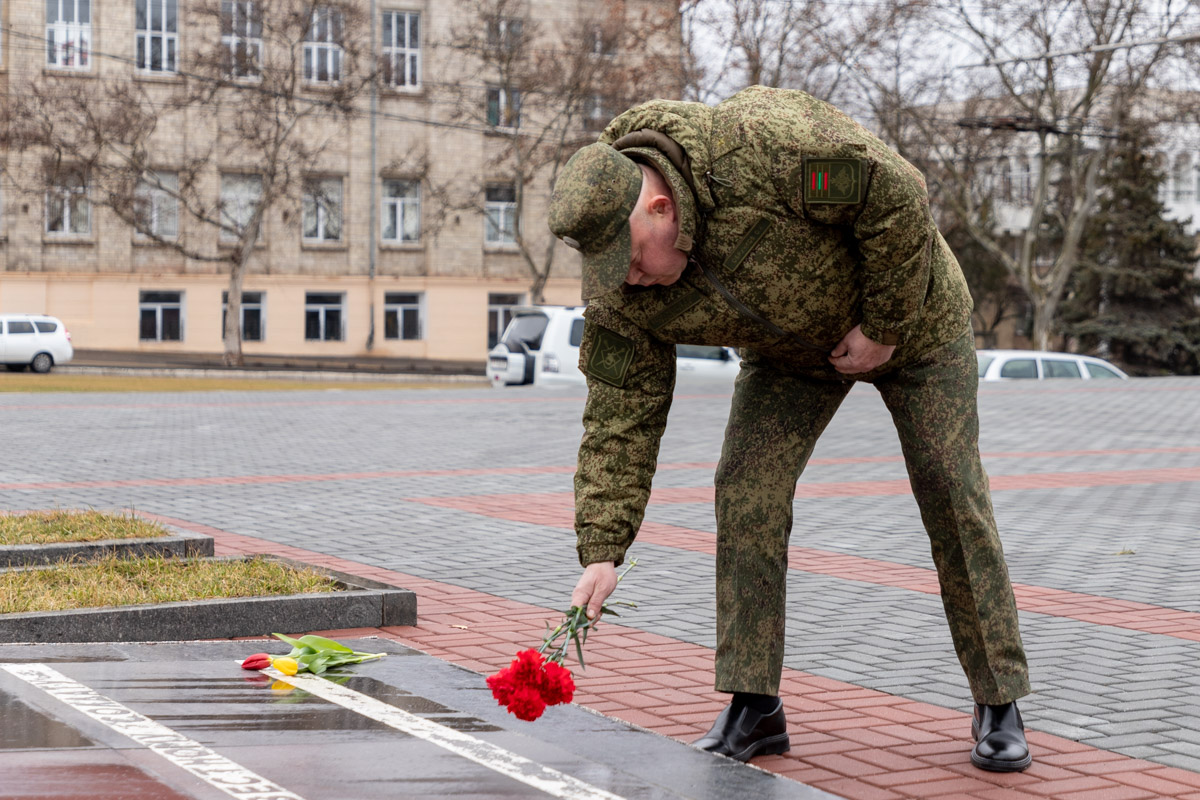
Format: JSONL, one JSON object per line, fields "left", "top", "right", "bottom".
{"left": 486, "top": 306, "right": 740, "bottom": 387}
{"left": 0, "top": 314, "right": 74, "bottom": 373}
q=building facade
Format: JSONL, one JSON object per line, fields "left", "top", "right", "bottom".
{"left": 0, "top": 0, "right": 682, "bottom": 364}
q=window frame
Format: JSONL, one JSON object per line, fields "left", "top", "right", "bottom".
{"left": 486, "top": 86, "right": 522, "bottom": 129}
{"left": 138, "top": 290, "right": 184, "bottom": 342}
{"left": 484, "top": 184, "right": 518, "bottom": 246}
{"left": 221, "top": 1, "right": 263, "bottom": 80}
{"left": 381, "top": 9, "right": 420, "bottom": 90}
{"left": 381, "top": 178, "right": 420, "bottom": 243}
{"left": 304, "top": 6, "right": 344, "bottom": 85}
{"left": 46, "top": 169, "right": 91, "bottom": 236}
{"left": 219, "top": 173, "right": 263, "bottom": 243}
{"left": 383, "top": 292, "right": 423, "bottom": 340}
{"left": 302, "top": 176, "right": 344, "bottom": 243}
{"left": 304, "top": 291, "right": 345, "bottom": 341}
{"left": 486, "top": 15, "right": 523, "bottom": 51}
{"left": 46, "top": 0, "right": 92, "bottom": 70}
{"left": 222, "top": 291, "right": 265, "bottom": 342}
{"left": 487, "top": 292, "right": 524, "bottom": 349}
{"left": 134, "top": 171, "right": 180, "bottom": 239}
{"left": 135, "top": 0, "right": 179, "bottom": 74}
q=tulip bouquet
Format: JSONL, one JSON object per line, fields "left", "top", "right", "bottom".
{"left": 487, "top": 560, "right": 637, "bottom": 722}
{"left": 240, "top": 633, "right": 387, "bottom": 676}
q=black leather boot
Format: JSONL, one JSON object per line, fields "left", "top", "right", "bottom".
{"left": 971, "top": 701, "right": 1032, "bottom": 772}
{"left": 692, "top": 699, "right": 790, "bottom": 762}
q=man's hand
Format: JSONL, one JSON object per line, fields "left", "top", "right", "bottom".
{"left": 829, "top": 324, "right": 895, "bottom": 374}
{"left": 571, "top": 561, "right": 618, "bottom": 620}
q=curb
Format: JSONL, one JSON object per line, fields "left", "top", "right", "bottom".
{"left": 57, "top": 365, "right": 490, "bottom": 384}
{"left": 0, "top": 529, "right": 214, "bottom": 568}
{"left": 0, "top": 556, "right": 417, "bottom": 643}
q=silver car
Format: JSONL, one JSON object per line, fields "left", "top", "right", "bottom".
{"left": 977, "top": 349, "right": 1128, "bottom": 381}
{"left": 0, "top": 314, "right": 74, "bottom": 373}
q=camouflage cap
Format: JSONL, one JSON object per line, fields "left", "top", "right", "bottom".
{"left": 548, "top": 143, "right": 643, "bottom": 302}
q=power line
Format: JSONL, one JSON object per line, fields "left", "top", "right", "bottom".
{"left": 960, "top": 29, "right": 1200, "bottom": 68}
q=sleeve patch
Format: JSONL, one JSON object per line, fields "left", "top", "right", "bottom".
{"left": 587, "top": 325, "right": 636, "bottom": 387}
{"left": 804, "top": 158, "right": 864, "bottom": 204}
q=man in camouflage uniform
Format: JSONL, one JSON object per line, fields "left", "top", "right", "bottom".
{"left": 551, "top": 86, "right": 1031, "bottom": 771}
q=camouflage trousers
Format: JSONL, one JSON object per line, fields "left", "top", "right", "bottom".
{"left": 714, "top": 331, "right": 1031, "bottom": 705}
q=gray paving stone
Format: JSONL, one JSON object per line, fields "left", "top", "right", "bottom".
{"left": 3, "top": 378, "right": 1200, "bottom": 771}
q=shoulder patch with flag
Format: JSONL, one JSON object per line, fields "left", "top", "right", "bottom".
{"left": 803, "top": 158, "right": 864, "bottom": 205}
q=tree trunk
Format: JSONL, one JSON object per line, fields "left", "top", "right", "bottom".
{"left": 222, "top": 259, "right": 246, "bottom": 368}
{"left": 529, "top": 270, "right": 548, "bottom": 306}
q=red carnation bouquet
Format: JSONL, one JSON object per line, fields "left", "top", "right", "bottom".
{"left": 487, "top": 560, "right": 637, "bottom": 721}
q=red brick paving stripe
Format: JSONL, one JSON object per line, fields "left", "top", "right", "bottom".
{"left": 4, "top": 446, "right": 1198, "bottom": 493}
{"left": 143, "top": 513, "right": 1200, "bottom": 800}
{"left": 402, "top": 488, "right": 1200, "bottom": 645}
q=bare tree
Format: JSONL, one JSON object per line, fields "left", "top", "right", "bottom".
{"left": 680, "top": 0, "right": 910, "bottom": 105}
{"left": 852, "top": 0, "right": 1198, "bottom": 350}
{"left": 435, "top": 0, "right": 684, "bottom": 304}
{"left": 1, "top": 0, "right": 373, "bottom": 365}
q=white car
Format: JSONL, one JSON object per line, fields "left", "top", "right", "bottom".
{"left": 977, "top": 349, "right": 1128, "bottom": 381}
{"left": 0, "top": 314, "right": 74, "bottom": 374}
{"left": 487, "top": 306, "right": 740, "bottom": 387}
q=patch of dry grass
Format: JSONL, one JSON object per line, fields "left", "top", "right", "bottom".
{"left": 0, "top": 373, "right": 473, "bottom": 392}
{"left": 0, "top": 510, "right": 169, "bottom": 546}
{"left": 0, "top": 555, "right": 341, "bottom": 614}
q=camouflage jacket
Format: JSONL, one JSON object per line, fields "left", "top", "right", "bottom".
{"left": 574, "top": 86, "right": 973, "bottom": 567}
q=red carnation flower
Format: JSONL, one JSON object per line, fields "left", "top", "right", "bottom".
{"left": 507, "top": 686, "right": 548, "bottom": 722}
{"left": 486, "top": 666, "right": 516, "bottom": 705}
{"left": 540, "top": 661, "right": 576, "bottom": 705}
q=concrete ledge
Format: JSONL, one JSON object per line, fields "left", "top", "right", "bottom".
{"left": 0, "top": 556, "right": 417, "bottom": 643}
{"left": 0, "top": 529, "right": 214, "bottom": 568}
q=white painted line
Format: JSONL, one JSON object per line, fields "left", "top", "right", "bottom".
{"left": 3, "top": 663, "right": 306, "bottom": 800}
{"left": 257, "top": 665, "right": 629, "bottom": 800}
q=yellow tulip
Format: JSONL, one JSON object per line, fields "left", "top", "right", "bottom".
{"left": 272, "top": 656, "right": 299, "bottom": 676}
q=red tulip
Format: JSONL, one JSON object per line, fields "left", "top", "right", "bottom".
{"left": 241, "top": 653, "right": 272, "bottom": 670}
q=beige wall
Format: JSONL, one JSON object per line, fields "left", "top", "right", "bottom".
{"left": 0, "top": 0, "right": 679, "bottom": 363}
{"left": 0, "top": 272, "right": 582, "bottom": 359}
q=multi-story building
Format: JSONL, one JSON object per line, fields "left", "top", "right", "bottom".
{"left": 0, "top": 0, "right": 682, "bottom": 365}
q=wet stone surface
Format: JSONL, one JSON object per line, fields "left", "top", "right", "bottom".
{"left": 0, "top": 639, "right": 839, "bottom": 800}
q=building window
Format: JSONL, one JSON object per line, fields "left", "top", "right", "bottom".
{"left": 381, "top": 10, "right": 419, "bottom": 88}
{"left": 484, "top": 184, "right": 517, "bottom": 245}
{"left": 381, "top": 179, "right": 420, "bottom": 242}
{"left": 305, "top": 292, "right": 343, "bottom": 341}
{"left": 996, "top": 158, "right": 1012, "bottom": 203}
{"left": 486, "top": 15, "right": 522, "bottom": 51}
{"left": 219, "top": 173, "right": 262, "bottom": 242}
{"left": 136, "top": 0, "right": 177, "bottom": 73}
{"left": 1013, "top": 157, "right": 1033, "bottom": 205}
{"left": 222, "top": 291, "right": 264, "bottom": 341}
{"left": 584, "top": 94, "right": 613, "bottom": 132}
{"left": 134, "top": 172, "right": 179, "bottom": 238}
{"left": 221, "top": 1, "right": 262, "bottom": 78}
{"left": 304, "top": 6, "right": 343, "bottom": 84}
{"left": 487, "top": 293, "right": 523, "bottom": 349}
{"left": 46, "top": 170, "right": 90, "bottom": 235}
{"left": 139, "top": 291, "right": 183, "bottom": 341}
{"left": 1173, "top": 153, "right": 1194, "bottom": 202}
{"left": 46, "top": 0, "right": 91, "bottom": 69}
{"left": 486, "top": 87, "right": 521, "bottom": 128}
{"left": 302, "top": 177, "right": 343, "bottom": 242}
{"left": 589, "top": 25, "right": 618, "bottom": 56}
{"left": 384, "top": 292, "right": 422, "bottom": 340}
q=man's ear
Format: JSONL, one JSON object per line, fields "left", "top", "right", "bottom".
{"left": 647, "top": 194, "right": 675, "bottom": 219}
